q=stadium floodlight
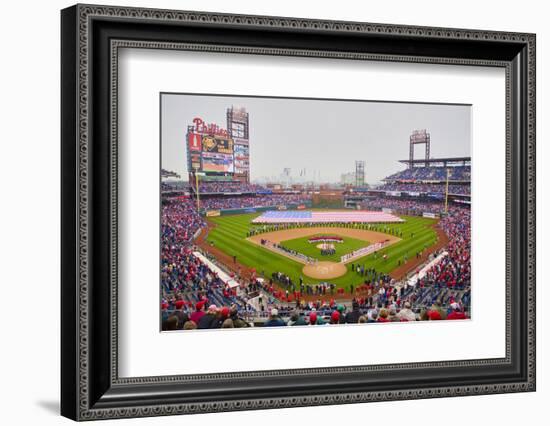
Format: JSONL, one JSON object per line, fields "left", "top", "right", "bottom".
{"left": 444, "top": 168, "right": 450, "bottom": 214}
{"left": 193, "top": 168, "right": 206, "bottom": 211}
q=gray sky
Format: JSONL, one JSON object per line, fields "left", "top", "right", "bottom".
{"left": 161, "top": 94, "right": 471, "bottom": 185}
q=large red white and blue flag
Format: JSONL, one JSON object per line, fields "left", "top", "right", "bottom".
{"left": 252, "top": 210, "right": 403, "bottom": 224}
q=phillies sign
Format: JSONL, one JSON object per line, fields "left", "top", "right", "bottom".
{"left": 192, "top": 117, "right": 228, "bottom": 137}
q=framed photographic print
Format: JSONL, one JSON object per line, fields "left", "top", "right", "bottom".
{"left": 61, "top": 4, "right": 536, "bottom": 421}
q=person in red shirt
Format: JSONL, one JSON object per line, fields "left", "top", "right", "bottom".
{"left": 329, "top": 310, "right": 340, "bottom": 324}
{"left": 309, "top": 312, "right": 317, "bottom": 325}
{"left": 447, "top": 303, "right": 467, "bottom": 320}
{"left": 427, "top": 308, "right": 442, "bottom": 321}
{"left": 189, "top": 301, "right": 206, "bottom": 324}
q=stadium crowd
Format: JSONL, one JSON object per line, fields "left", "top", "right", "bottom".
{"left": 417, "top": 206, "right": 471, "bottom": 290}
{"left": 193, "top": 181, "right": 267, "bottom": 193}
{"left": 199, "top": 193, "right": 311, "bottom": 210}
{"left": 360, "top": 197, "right": 446, "bottom": 214}
{"left": 161, "top": 199, "right": 205, "bottom": 249}
{"left": 377, "top": 182, "right": 470, "bottom": 195}
{"left": 384, "top": 165, "right": 471, "bottom": 181}
{"left": 162, "top": 288, "right": 469, "bottom": 330}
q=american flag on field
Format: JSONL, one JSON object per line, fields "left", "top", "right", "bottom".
{"left": 252, "top": 210, "right": 404, "bottom": 224}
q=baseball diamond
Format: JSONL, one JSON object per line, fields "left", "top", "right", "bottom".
{"left": 207, "top": 212, "right": 435, "bottom": 285}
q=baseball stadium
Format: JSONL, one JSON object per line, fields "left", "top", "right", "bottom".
{"left": 161, "top": 105, "right": 471, "bottom": 330}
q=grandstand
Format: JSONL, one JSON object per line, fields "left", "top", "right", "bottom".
{"left": 161, "top": 176, "right": 471, "bottom": 330}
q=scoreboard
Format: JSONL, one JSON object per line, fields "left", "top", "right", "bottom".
{"left": 187, "top": 133, "right": 235, "bottom": 174}
{"left": 186, "top": 109, "right": 250, "bottom": 181}
{"left": 202, "top": 136, "right": 234, "bottom": 154}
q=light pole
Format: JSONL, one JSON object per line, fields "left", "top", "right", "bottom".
{"left": 444, "top": 167, "right": 450, "bottom": 214}
{"left": 194, "top": 167, "right": 205, "bottom": 211}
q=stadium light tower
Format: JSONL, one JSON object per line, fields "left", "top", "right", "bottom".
{"left": 444, "top": 167, "right": 450, "bottom": 214}
{"left": 227, "top": 106, "right": 250, "bottom": 183}
{"left": 409, "top": 129, "right": 431, "bottom": 168}
{"left": 355, "top": 161, "right": 365, "bottom": 187}
{"left": 193, "top": 167, "right": 206, "bottom": 211}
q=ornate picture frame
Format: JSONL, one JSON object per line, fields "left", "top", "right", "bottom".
{"left": 61, "top": 4, "right": 535, "bottom": 420}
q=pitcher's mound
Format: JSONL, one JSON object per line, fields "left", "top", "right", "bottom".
{"left": 302, "top": 261, "right": 347, "bottom": 279}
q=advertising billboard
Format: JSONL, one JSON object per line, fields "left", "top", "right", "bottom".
{"left": 190, "top": 153, "right": 201, "bottom": 170}
{"left": 234, "top": 143, "right": 249, "bottom": 174}
{"left": 202, "top": 136, "right": 234, "bottom": 154}
{"left": 233, "top": 137, "right": 249, "bottom": 146}
{"left": 188, "top": 133, "right": 202, "bottom": 151}
{"left": 234, "top": 144, "right": 248, "bottom": 156}
{"left": 201, "top": 152, "right": 235, "bottom": 173}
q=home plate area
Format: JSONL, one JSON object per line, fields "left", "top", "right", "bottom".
{"left": 302, "top": 261, "right": 348, "bottom": 280}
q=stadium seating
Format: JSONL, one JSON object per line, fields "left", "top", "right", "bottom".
{"left": 377, "top": 182, "right": 470, "bottom": 195}
{"left": 384, "top": 165, "right": 470, "bottom": 181}
{"left": 199, "top": 193, "right": 311, "bottom": 210}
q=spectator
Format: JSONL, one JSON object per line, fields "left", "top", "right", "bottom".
{"left": 367, "top": 310, "right": 379, "bottom": 323}
{"left": 162, "top": 315, "right": 178, "bottom": 331}
{"left": 396, "top": 301, "right": 416, "bottom": 321}
{"left": 221, "top": 318, "right": 235, "bottom": 328}
{"left": 230, "top": 305, "right": 250, "bottom": 328}
{"left": 388, "top": 306, "right": 399, "bottom": 322}
{"left": 330, "top": 310, "right": 341, "bottom": 325}
{"left": 264, "top": 308, "right": 286, "bottom": 327}
{"left": 309, "top": 312, "right": 318, "bottom": 325}
{"left": 378, "top": 308, "right": 390, "bottom": 322}
{"left": 190, "top": 301, "right": 206, "bottom": 324}
{"left": 345, "top": 301, "right": 362, "bottom": 324}
{"left": 183, "top": 320, "right": 197, "bottom": 330}
{"left": 447, "top": 303, "right": 467, "bottom": 320}
{"left": 197, "top": 305, "right": 219, "bottom": 329}
{"left": 288, "top": 311, "right": 307, "bottom": 326}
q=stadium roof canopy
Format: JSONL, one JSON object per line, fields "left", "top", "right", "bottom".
{"left": 398, "top": 157, "right": 471, "bottom": 167}
{"left": 161, "top": 168, "right": 180, "bottom": 178}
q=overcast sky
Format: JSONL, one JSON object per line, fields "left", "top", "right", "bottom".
{"left": 161, "top": 93, "right": 471, "bottom": 185}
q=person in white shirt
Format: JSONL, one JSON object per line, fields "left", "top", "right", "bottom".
{"left": 396, "top": 301, "right": 417, "bottom": 321}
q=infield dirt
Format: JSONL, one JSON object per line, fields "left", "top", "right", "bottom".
{"left": 247, "top": 227, "right": 400, "bottom": 248}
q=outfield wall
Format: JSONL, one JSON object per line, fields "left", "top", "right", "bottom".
{"left": 201, "top": 202, "right": 313, "bottom": 217}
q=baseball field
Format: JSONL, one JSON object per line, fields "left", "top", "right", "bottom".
{"left": 205, "top": 212, "right": 439, "bottom": 289}
{"left": 281, "top": 233, "right": 369, "bottom": 263}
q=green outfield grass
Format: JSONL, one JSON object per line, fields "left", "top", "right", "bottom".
{"left": 207, "top": 212, "right": 438, "bottom": 289}
{"left": 281, "top": 233, "right": 369, "bottom": 262}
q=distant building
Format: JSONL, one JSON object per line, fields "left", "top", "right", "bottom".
{"left": 340, "top": 172, "right": 356, "bottom": 186}
{"left": 355, "top": 160, "right": 365, "bottom": 187}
